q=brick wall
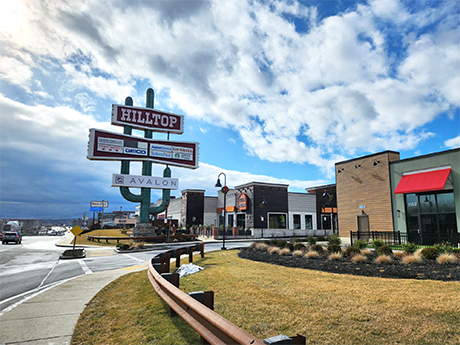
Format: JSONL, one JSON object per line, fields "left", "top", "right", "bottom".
{"left": 336, "top": 151, "right": 400, "bottom": 237}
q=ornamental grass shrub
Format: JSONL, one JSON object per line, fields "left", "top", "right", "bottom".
{"left": 255, "top": 242, "right": 269, "bottom": 251}
{"left": 286, "top": 242, "right": 295, "bottom": 251}
{"left": 305, "top": 250, "right": 320, "bottom": 258}
{"left": 328, "top": 252, "right": 343, "bottom": 261}
{"left": 327, "top": 234, "right": 341, "bottom": 245}
{"left": 306, "top": 236, "right": 316, "bottom": 246}
{"left": 249, "top": 242, "right": 258, "bottom": 248}
{"left": 354, "top": 240, "right": 367, "bottom": 250}
{"left": 129, "top": 241, "right": 145, "bottom": 250}
{"left": 276, "top": 240, "right": 287, "bottom": 249}
{"left": 279, "top": 248, "right": 291, "bottom": 256}
{"left": 361, "top": 248, "right": 372, "bottom": 256}
{"left": 375, "top": 255, "right": 393, "bottom": 264}
{"left": 371, "top": 239, "right": 384, "bottom": 250}
{"left": 437, "top": 253, "right": 459, "bottom": 264}
{"left": 402, "top": 254, "right": 423, "bottom": 264}
{"left": 294, "top": 243, "right": 306, "bottom": 251}
{"left": 310, "top": 244, "right": 324, "bottom": 254}
{"left": 293, "top": 250, "right": 304, "bottom": 257}
{"left": 351, "top": 254, "right": 367, "bottom": 263}
{"left": 393, "top": 251, "right": 406, "bottom": 260}
{"left": 327, "top": 244, "right": 341, "bottom": 254}
{"left": 402, "top": 242, "right": 418, "bottom": 254}
{"left": 345, "top": 247, "right": 360, "bottom": 257}
{"left": 269, "top": 246, "right": 280, "bottom": 255}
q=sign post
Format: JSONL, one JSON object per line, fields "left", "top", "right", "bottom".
{"left": 70, "top": 225, "right": 83, "bottom": 255}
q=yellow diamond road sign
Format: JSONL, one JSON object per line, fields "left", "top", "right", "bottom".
{"left": 71, "top": 225, "right": 83, "bottom": 237}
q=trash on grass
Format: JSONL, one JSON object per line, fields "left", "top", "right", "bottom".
{"left": 176, "top": 263, "right": 204, "bottom": 278}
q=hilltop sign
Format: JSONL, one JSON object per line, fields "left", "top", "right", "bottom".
{"left": 87, "top": 128, "right": 199, "bottom": 169}
{"left": 111, "top": 104, "right": 184, "bottom": 134}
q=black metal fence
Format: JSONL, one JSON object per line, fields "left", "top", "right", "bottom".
{"left": 350, "top": 231, "right": 407, "bottom": 246}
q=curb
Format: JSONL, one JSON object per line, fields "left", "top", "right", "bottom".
{"left": 59, "top": 248, "right": 86, "bottom": 259}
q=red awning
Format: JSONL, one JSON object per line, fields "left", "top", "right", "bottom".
{"left": 394, "top": 168, "right": 451, "bottom": 194}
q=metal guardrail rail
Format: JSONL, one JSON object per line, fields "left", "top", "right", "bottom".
{"left": 86, "top": 234, "right": 198, "bottom": 243}
{"left": 147, "top": 244, "right": 265, "bottom": 345}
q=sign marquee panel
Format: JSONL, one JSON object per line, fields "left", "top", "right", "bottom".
{"left": 111, "top": 104, "right": 184, "bottom": 134}
{"left": 87, "top": 128, "right": 199, "bottom": 169}
{"left": 112, "top": 174, "right": 179, "bottom": 189}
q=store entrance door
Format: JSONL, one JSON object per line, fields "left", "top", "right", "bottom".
{"left": 357, "top": 215, "right": 369, "bottom": 232}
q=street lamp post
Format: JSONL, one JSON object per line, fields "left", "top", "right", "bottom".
{"left": 260, "top": 197, "right": 267, "bottom": 238}
{"left": 215, "top": 172, "right": 228, "bottom": 250}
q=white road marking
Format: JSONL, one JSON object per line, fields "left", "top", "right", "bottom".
{"left": 78, "top": 259, "right": 93, "bottom": 274}
{"left": 122, "top": 253, "right": 145, "bottom": 263}
{"left": 39, "top": 260, "right": 59, "bottom": 288}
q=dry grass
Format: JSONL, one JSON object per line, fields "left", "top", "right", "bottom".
{"left": 361, "top": 248, "right": 372, "bottom": 256}
{"left": 375, "top": 255, "right": 393, "bottom": 264}
{"left": 437, "top": 254, "right": 459, "bottom": 264}
{"left": 293, "top": 250, "right": 304, "bottom": 257}
{"left": 414, "top": 248, "right": 423, "bottom": 258}
{"left": 73, "top": 250, "right": 460, "bottom": 345}
{"left": 393, "top": 251, "right": 406, "bottom": 260}
{"left": 255, "top": 242, "right": 269, "bottom": 251}
{"left": 328, "top": 252, "right": 343, "bottom": 261}
{"left": 75, "top": 229, "right": 130, "bottom": 246}
{"left": 305, "top": 250, "right": 320, "bottom": 258}
{"left": 279, "top": 248, "right": 291, "bottom": 256}
{"left": 269, "top": 246, "right": 280, "bottom": 255}
{"left": 129, "top": 241, "right": 145, "bottom": 250}
{"left": 249, "top": 242, "right": 258, "bottom": 248}
{"left": 402, "top": 254, "right": 423, "bottom": 264}
{"left": 351, "top": 254, "right": 367, "bottom": 263}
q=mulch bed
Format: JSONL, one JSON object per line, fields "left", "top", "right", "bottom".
{"left": 238, "top": 247, "right": 460, "bottom": 282}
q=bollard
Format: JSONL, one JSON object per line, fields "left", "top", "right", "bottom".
{"left": 200, "top": 242, "right": 205, "bottom": 258}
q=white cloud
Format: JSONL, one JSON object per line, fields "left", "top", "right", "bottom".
{"left": 0, "top": 56, "right": 33, "bottom": 91}
{"left": 444, "top": 136, "right": 460, "bottom": 148}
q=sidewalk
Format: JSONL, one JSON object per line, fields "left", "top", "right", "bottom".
{"left": 0, "top": 264, "right": 147, "bottom": 345}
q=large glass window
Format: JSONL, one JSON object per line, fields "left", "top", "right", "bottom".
{"left": 305, "top": 215, "right": 312, "bottom": 229}
{"left": 236, "top": 214, "right": 245, "bottom": 229}
{"left": 405, "top": 191, "right": 457, "bottom": 245}
{"left": 293, "top": 215, "right": 301, "bottom": 229}
{"left": 269, "top": 214, "right": 286, "bottom": 229}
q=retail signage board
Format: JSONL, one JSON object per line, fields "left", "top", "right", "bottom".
{"left": 112, "top": 173, "right": 179, "bottom": 189}
{"left": 87, "top": 128, "right": 199, "bottom": 169}
{"left": 90, "top": 207, "right": 102, "bottom": 212}
{"left": 91, "top": 200, "right": 109, "bottom": 208}
{"left": 111, "top": 104, "right": 184, "bottom": 134}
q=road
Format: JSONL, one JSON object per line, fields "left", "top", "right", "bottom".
{"left": 0, "top": 235, "right": 250, "bottom": 315}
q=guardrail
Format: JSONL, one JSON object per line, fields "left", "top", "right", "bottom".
{"left": 148, "top": 244, "right": 306, "bottom": 345}
{"left": 86, "top": 234, "right": 198, "bottom": 243}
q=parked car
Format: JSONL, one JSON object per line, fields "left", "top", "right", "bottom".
{"left": 2, "top": 232, "right": 22, "bottom": 244}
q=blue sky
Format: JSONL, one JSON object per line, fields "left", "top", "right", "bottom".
{"left": 0, "top": 0, "right": 459, "bottom": 219}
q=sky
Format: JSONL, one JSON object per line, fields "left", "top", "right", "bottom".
{"left": 0, "top": 0, "right": 459, "bottom": 220}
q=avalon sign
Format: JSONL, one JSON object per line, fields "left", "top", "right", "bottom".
{"left": 111, "top": 104, "right": 184, "bottom": 134}
{"left": 112, "top": 174, "right": 179, "bottom": 189}
{"left": 91, "top": 200, "right": 109, "bottom": 208}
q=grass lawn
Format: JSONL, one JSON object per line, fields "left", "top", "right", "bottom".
{"left": 72, "top": 250, "right": 460, "bottom": 345}
{"left": 74, "top": 229, "right": 130, "bottom": 246}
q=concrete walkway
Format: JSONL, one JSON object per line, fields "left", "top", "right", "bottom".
{"left": 0, "top": 264, "right": 147, "bottom": 345}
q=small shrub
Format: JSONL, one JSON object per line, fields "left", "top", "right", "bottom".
{"left": 316, "top": 236, "right": 327, "bottom": 241}
{"left": 351, "top": 254, "right": 367, "bottom": 263}
{"left": 293, "top": 250, "right": 304, "bottom": 257}
{"left": 361, "top": 248, "right": 372, "bottom": 256}
{"left": 279, "top": 248, "right": 291, "bottom": 256}
{"left": 345, "top": 247, "right": 360, "bottom": 257}
{"left": 437, "top": 253, "right": 458, "bottom": 264}
{"left": 371, "top": 239, "right": 384, "bottom": 250}
{"left": 328, "top": 234, "right": 341, "bottom": 245}
{"left": 328, "top": 252, "right": 342, "bottom": 261}
{"left": 116, "top": 243, "right": 130, "bottom": 250}
{"left": 354, "top": 240, "right": 367, "bottom": 250}
{"left": 306, "top": 236, "right": 316, "bottom": 246}
{"left": 286, "top": 242, "right": 295, "bottom": 251}
{"left": 276, "top": 240, "right": 287, "bottom": 248}
{"left": 452, "top": 248, "right": 460, "bottom": 259}
{"left": 294, "top": 243, "right": 307, "bottom": 251}
{"left": 327, "top": 244, "right": 341, "bottom": 254}
{"left": 269, "top": 247, "right": 280, "bottom": 255}
{"left": 402, "top": 242, "right": 418, "bottom": 254}
{"left": 306, "top": 250, "right": 319, "bottom": 258}
{"left": 421, "top": 247, "right": 441, "bottom": 260}
{"left": 130, "top": 241, "right": 145, "bottom": 250}
{"left": 268, "top": 240, "right": 278, "bottom": 246}
{"left": 375, "top": 255, "right": 393, "bottom": 264}
{"left": 433, "top": 242, "right": 453, "bottom": 254}
{"left": 250, "top": 242, "right": 258, "bottom": 248}
{"left": 292, "top": 238, "right": 302, "bottom": 242}
{"left": 310, "top": 244, "right": 324, "bottom": 254}
{"left": 402, "top": 254, "right": 423, "bottom": 264}
{"left": 377, "top": 245, "right": 393, "bottom": 257}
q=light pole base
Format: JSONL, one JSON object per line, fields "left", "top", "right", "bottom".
{"left": 221, "top": 246, "right": 227, "bottom": 250}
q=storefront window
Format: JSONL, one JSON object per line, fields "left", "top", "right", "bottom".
{"left": 293, "top": 215, "right": 301, "bottom": 229}
{"left": 420, "top": 194, "right": 436, "bottom": 213}
{"left": 269, "top": 214, "right": 286, "bottom": 229}
{"left": 406, "top": 194, "right": 418, "bottom": 214}
{"left": 236, "top": 214, "right": 245, "bottom": 229}
{"left": 305, "top": 215, "right": 312, "bottom": 229}
{"left": 437, "top": 193, "right": 455, "bottom": 213}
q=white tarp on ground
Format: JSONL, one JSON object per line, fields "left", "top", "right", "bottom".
{"left": 176, "top": 263, "right": 204, "bottom": 278}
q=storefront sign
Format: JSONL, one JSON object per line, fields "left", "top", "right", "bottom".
{"left": 111, "top": 104, "right": 184, "bottom": 134}
{"left": 87, "top": 128, "right": 199, "bottom": 169}
{"left": 112, "top": 174, "right": 179, "bottom": 189}
{"left": 91, "top": 200, "right": 109, "bottom": 208}
{"left": 238, "top": 193, "right": 248, "bottom": 211}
